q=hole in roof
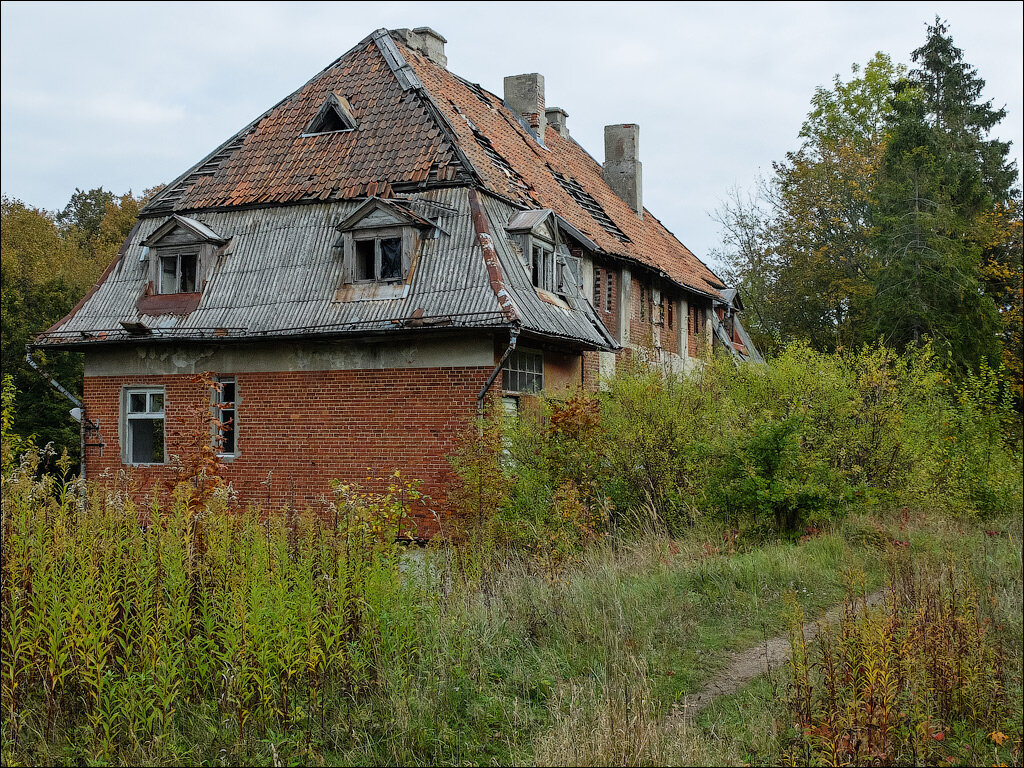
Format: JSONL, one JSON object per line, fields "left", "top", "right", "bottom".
{"left": 551, "top": 169, "right": 631, "bottom": 242}
{"left": 305, "top": 94, "right": 357, "bottom": 135}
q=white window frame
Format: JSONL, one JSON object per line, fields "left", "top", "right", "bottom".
{"left": 502, "top": 348, "right": 544, "bottom": 394}
{"left": 352, "top": 227, "right": 405, "bottom": 283}
{"left": 123, "top": 387, "right": 166, "bottom": 465}
{"left": 214, "top": 377, "right": 237, "bottom": 457}
{"left": 158, "top": 251, "right": 199, "bottom": 294}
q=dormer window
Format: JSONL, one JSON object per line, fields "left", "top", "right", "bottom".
{"left": 304, "top": 92, "right": 358, "bottom": 136}
{"left": 506, "top": 209, "right": 581, "bottom": 298}
{"left": 333, "top": 197, "right": 435, "bottom": 298}
{"left": 530, "top": 239, "right": 556, "bottom": 293}
{"left": 159, "top": 253, "right": 198, "bottom": 294}
{"left": 138, "top": 215, "right": 229, "bottom": 315}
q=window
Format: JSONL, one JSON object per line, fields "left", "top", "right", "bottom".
{"left": 125, "top": 388, "right": 165, "bottom": 464}
{"left": 215, "top": 378, "right": 236, "bottom": 456}
{"left": 594, "top": 268, "right": 602, "bottom": 310}
{"left": 606, "top": 270, "right": 614, "bottom": 312}
{"left": 531, "top": 241, "right": 556, "bottom": 292}
{"left": 159, "top": 253, "right": 198, "bottom": 294}
{"left": 639, "top": 284, "right": 646, "bottom": 321}
{"left": 354, "top": 233, "right": 403, "bottom": 282}
{"left": 667, "top": 299, "right": 674, "bottom": 329}
{"left": 502, "top": 348, "right": 543, "bottom": 393}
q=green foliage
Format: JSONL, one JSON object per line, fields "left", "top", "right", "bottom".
{"left": 783, "top": 560, "right": 1019, "bottom": 766}
{"left": 1, "top": 189, "right": 152, "bottom": 466}
{"left": 452, "top": 345, "right": 1022, "bottom": 542}
{"left": 715, "top": 21, "right": 1021, "bottom": 401}
{"left": 1, "top": 373, "right": 32, "bottom": 473}
{"left": 0, "top": 460, "right": 422, "bottom": 765}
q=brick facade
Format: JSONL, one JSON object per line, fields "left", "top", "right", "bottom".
{"left": 83, "top": 365, "right": 492, "bottom": 535}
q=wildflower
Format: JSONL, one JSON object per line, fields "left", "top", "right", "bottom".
{"left": 989, "top": 731, "right": 1008, "bottom": 746}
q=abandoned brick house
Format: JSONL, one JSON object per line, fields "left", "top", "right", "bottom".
{"left": 33, "top": 27, "right": 759, "bottom": 531}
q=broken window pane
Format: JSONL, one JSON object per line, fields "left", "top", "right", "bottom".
{"left": 355, "top": 239, "right": 375, "bottom": 280}
{"left": 130, "top": 418, "right": 164, "bottom": 464}
{"left": 216, "top": 378, "right": 236, "bottom": 455}
{"left": 149, "top": 392, "right": 164, "bottom": 413}
{"left": 179, "top": 254, "right": 198, "bottom": 292}
{"left": 380, "top": 237, "right": 402, "bottom": 280}
{"left": 129, "top": 392, "right": 147, "bottom": 413}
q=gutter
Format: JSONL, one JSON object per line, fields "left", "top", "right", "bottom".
{"left": 24, "top": 347, "right": 91, "bottom": 480}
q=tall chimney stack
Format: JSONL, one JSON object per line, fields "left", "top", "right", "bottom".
{"left": 603, "top": 124, "right": 642, "bottom": 216}
{"left": 503, "top": 73, "right": 546, "bottom": 143}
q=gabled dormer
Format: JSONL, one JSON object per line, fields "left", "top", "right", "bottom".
{"left": 506, "top": 208, "right": 581, "bottom": 299}
{"left": 137, "top": 215, "right": 229, "bottom": 315}
{"left": 333, "top": 197, "right": 434, "bottom": 300}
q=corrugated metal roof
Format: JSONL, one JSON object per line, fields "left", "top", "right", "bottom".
{"left": 37, "top": 188, "right": 613, "bottom": 351}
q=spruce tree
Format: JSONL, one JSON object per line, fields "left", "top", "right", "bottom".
{"left": 869, "top": 19, "right": 1017, "bottom": 371}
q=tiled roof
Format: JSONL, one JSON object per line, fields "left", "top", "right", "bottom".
{"left": 143, "top": 28, "right": 724, "bottom": 299}
{"left": 144, "top": 33, "right": 471, "bottom": 214}
{"left": 400, "top": 41, "right": 725, "bottom": 297}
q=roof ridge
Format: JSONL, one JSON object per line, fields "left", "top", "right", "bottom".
{"left": 371, "top": 30, "right": 484, "bottom": 190}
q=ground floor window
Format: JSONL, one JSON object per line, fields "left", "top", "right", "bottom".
{"left": 502, "top": 348, "right": 543, "bottom": 393}
{"left": 215, "top": 378, "right": 236, "bottom": 456}
{"left": 124, "top": 387, "right": 165, "bottom": 464}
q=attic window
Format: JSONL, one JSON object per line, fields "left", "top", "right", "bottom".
{"left": 551, "top": 170, "right": 631, "bottom": 242}
{"left": 354, "top": 232, "right": 404, "bottom": 282}
{"left": 305, "top": 93, "right": 357, "bottom": 135}
{"left": 159, "top": 253, "right": 198, "bottom": 293}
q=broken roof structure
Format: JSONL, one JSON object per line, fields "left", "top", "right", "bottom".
{"left": 37, "top": 27, "right": 732, "bottom": 353}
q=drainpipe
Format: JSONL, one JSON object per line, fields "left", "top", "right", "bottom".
{"left": 477, "top": 328, "right": 519, "bottom": 420}
{"left": 25, "top": 346, "right": 89, "bottom": 480}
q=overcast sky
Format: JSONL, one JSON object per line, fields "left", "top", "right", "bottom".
{"left": 2, "top": 1, "right": 1021, "bottom": 269}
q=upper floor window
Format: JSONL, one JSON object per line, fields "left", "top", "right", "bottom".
{"left": 335, "top": 198, "right": 435, "bottom": 291}
{"left": 355, "top": 232, "right": 404, "bottom": 282}
{"left": 124, "top": 387, "right": 165, "bottom": 465}
{"left": 506, "top": 209, "right": 581, "bottom": 298}
{"left": 531, "top": 240, "right": 556, "bottom": 293}
{"left": 159, "top": 253, "right": 198, "bottom": 294}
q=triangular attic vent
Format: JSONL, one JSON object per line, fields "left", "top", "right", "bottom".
{"left": 304, "top": 92, "right": 357, "bottom": 135}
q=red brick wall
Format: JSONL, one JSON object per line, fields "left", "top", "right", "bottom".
{"left": 83, "top": 366, "right": 492, "bottom": 535}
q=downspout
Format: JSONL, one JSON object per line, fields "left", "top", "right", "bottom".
{"left": 25, "top": 346, "right": 89, "bottom": 480}
{"left": 477, "top": 328, "right": 519, "bottom": 419}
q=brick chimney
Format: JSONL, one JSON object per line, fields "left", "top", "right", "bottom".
{"left": 545, "top": 107, "right": 569, "bottom": 138}
{"left": 504, "top": 73, "right": 546, "bottom": 143}
{"left": 603, "top": 123, "right": 642, "bottom": 216}
{"left": 391, "top": 27, "right": 447, "bottom": 67}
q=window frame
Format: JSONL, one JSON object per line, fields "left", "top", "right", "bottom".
{"left": 214, "top": 377, "right": 237, "bottom": 458}
{"left": 351, "top": 226, "right": 406, "bottom": 284}
{"left": 123, "top": 386, "right": 166, "bottom": 466}
{"left": 529, "top": 237, "right": 557, "bottom": 293}
{"left": 157, "top": 250, "right": 199, "bottom": 294}
{"left": 502, "top": 347, "right": 544, "bottom": 394}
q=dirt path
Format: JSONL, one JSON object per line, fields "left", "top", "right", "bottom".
{"left": 670, "top": 589, "right": 887, "bottom": 722}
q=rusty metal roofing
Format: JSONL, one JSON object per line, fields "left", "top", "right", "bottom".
{"left": 37, "top": 188, "right": 612, "bottom": 350}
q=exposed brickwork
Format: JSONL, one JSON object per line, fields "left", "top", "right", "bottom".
{"left": 83, "top": 366, "right": 492, "bottom": 536}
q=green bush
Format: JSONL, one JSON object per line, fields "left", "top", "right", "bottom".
{"left": 450, "top": 343, "right": 1022, "bottom": 544}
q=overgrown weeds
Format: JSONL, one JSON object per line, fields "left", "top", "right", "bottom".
{"left": 782, "top": 558, "right": 1022, "bottom": 766}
